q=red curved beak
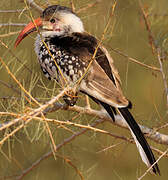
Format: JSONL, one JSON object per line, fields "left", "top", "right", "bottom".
{"left": 14, "top": 17, "right": 42, "bottom": 48}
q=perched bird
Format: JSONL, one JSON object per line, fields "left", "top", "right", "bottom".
{"left": 15, "top": 5, "right": 160, "bottom": 174}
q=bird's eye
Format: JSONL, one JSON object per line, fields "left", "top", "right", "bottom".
{"left": 50, "top": 18, "right": 55, "bottom": 23}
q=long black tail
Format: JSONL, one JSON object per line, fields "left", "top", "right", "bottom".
{"left": 82, "top": 92, "right": 160, "bottom": 174}
{"left": 102, "top": 103, "right": 160, "bottom": 174}
{"left": 118, "top": 108, "right": 160, "bottom": 174}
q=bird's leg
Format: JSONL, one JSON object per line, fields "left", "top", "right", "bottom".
{"left": 63, "top": 88, "right": 78, "bottom": 106}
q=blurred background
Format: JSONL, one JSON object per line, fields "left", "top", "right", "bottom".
{"left": 0, "top": 0, "right": 168, "bottom": 179}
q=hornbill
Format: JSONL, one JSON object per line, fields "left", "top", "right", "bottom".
{"left": 15, "top": 5, "right": 160, "bottom": 174}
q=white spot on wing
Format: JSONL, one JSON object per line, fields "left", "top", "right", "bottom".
{"left": 69, "top": 69, "right": 74, "bottom": 75}
{"left": 72, "top": 56, "right": 75, "bottom": 61}
{"left": 52, "top": 66, "right": 56, "bottom": 73}
{"left": 45, "top": 59, "right": 49, "bottom": 64}
{"left": 60, "top": 61, "right": 65, "bottom": 66}
{"left": 68, "top": 65, "right": 73, "bottom": 70}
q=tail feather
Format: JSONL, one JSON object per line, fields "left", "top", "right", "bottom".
{"left": 82, "top": 92, "right": 160, "bottom": 174}
{"left": 81, "top": 91, "right": 117, "bottom": 121}
{"left": 99, "top": 101, "right": 116, "bottom": 121}
{"left": 118, "top": 107, "right": 160, "bottom": 175}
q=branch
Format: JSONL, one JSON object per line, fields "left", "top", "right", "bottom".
{"left": 1, "top": 99, "right": 168, "bottom": 146}
{"left": 15, "top": 116, "right": 168, "bottom": 179}
{"left": 68, "top": 105, "right": 168, "bottom": 145}
{"left": 0, "top": 88, "right": 68, "bottom": 146}
{"left": 43, "top": 102, "right": 168, "bottom": 145}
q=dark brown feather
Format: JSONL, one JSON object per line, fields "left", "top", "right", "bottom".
{"left": 49, "top": 32, "right": 116, "bottom": 85}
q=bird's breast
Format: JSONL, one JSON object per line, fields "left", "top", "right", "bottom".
{"left": 34, "top": 35, "right": 88, "bottom": 86}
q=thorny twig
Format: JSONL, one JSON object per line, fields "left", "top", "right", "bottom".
{"left": 15, "top": 116, "right": 168, "bottom": 179}
{"left": 68, "top": 106, "right": 168, "bottom": 145}
{"left": 0, "top": 88, "right": 68, "bottom": 146}
{"left": 1, "top": 102, "right": 168, "bottom": 146}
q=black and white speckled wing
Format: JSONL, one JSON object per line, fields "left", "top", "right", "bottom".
{"left": 34, "top": 32, "right": 129, "bottom": 107}
{"left": 34, "top": 34, "right": 88, "bottom": 85}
